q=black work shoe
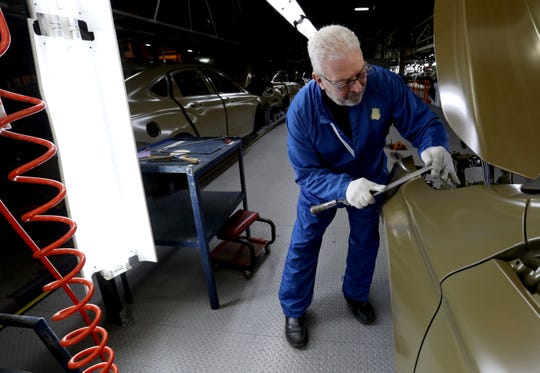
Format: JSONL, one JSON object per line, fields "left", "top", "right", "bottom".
{"left": 347, "top": 299, "right": 376, "bottom": 325}
{"left": 285, "top": 315, "right": 308, "bottom": 348}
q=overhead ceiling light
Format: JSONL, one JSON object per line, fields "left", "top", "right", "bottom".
{"left": 266, "top": 0, "right": 317, "bottom": 39}
{"left": 196, "top": 56, "right": 214, "bottom": 64}
{"left": 354, "top": 7, "right": 370, "bottom": 12}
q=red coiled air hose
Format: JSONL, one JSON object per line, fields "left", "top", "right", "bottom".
{"left": 0, "top": 8, "right": 118, "bottom": 372}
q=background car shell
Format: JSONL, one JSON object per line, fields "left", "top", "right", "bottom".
{"left": 125, "top": 64, "right": 263, "bottom": 147}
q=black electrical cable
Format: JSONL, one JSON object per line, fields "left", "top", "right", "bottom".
{"left": 412, "top": 199, "right": 530, "bottom": 371}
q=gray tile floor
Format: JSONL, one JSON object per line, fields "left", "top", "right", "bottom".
{"left": 0, "top": 122, "right": 394, "bottom": 372}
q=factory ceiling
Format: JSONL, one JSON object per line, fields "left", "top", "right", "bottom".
{"left": 1, "top": 0, "right": 435, "bottom": 80}
{"left": 109, "top": 0, "right": 435, "bottom": 68}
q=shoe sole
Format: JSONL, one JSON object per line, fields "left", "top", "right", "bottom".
{"left": 286, "top": 333, "right": 308, "bottom": 348}
{"left": 347, "top": 303, "right": 376, "bottom": 325}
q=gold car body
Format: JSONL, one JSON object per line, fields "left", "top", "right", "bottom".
{"left": 382, "top": 0, "right": 540, "bottom": 371}
{"left": 125, "top": 64, "right": 262, "bottom": 146}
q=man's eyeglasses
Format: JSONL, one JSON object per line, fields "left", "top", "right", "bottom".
{"left": 321, "top": 64, "right": 372, "bottom": 91}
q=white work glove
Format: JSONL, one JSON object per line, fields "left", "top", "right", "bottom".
{"left": 346, "top": 178, "right": 386, "bottom": 209}
{"left": 420, "top": 146, "right": 460, "bottom": 185}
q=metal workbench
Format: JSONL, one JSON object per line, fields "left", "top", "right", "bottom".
{"left": 139, "top": 137, "right": 247, "bottom": 309}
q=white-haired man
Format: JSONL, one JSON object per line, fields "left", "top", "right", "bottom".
{"left": 279, "top": 24, "right": 458, "bottom": 348}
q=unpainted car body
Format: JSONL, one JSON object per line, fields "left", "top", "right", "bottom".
{"left": 382, "top": 0, "right": 540, "bottom": 371}
{"left": 244, "top": 73, "right": 289, "bottom": 126}
{"left": 125, "top": 64, "right": 264, "bottom": 146}
{"left": 271, "top": 70, "right": 302, "bottom": 106}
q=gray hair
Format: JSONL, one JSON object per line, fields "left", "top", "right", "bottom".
{"left": 307, "top": 25, "right": 361, "bottom": 76}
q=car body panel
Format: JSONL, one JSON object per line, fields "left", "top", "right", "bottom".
{"left": 417, "top": 259, "right": 540, "bottom": 373}
{"left": 126, "top": 72, "right": 190, "bottom": 141}
{"left": 168, "top": 68, "right": 227, "bottom": 137}
{"left": 205, "top": 69, "right": 260, "bottom": 136}
{"left": 216, "top": 92, "right": 259, "bottom": 136}
{"left": 271, "top": 70, "right": 302, "bottom": 104}
{"left": 382, "top": 187, "right": 444, "bottom": 372}
{"left": 415, "top": 312, "right": 471, "bottom": 373}
{"left": 383, "top": 181, "right": 540, "bottom": 372}
{"left": 435, "top": 0, "right": 540, "bottom": 179}
{"left": 125, "top": 64, "right": 261, "bottom": 146}
{"left": 395, "top": 180, "right": 526, "bottom": 281}
{"left": 383, "top": 0, "right": 540, "bottom": 371}
{"left": 526, "top": 199, "right": 540, "bottom": 239}
{"left": 175, "top": 93, "right": 227, "bottom": 137}
{"left": 434, "top": 260, "right": 540, "bottom": 372}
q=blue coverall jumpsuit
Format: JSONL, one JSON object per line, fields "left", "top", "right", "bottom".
{"left": 279, "top": 65, "right": 450, "bottom": 318}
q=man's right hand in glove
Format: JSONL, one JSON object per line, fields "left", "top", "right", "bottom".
{"left": 346, "top": 178, "right": 386, "bottom": 209}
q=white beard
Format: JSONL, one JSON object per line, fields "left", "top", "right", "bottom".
{"left": 325, "top": 86, "right": 365, "bottom": 106}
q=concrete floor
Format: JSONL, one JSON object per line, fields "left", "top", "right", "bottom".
{"left": 0, "top": 122, "right": 394, "bottom": 372}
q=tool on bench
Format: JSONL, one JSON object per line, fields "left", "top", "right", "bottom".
{"left": 178, "top": 155, "right": 200, "bottom": 164}
{"left": 170, "top": 149, "right": 200, "bottom": 164}
{"left": 142, "top": 149, "right": 200, "bottom": 164}
{"left": 143, "top": 154, "right": 200, "bottom": 164}
{"left": 309, "top": 164, "right": 433, "bottom": 215}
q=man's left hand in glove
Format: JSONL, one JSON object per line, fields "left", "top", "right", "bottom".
{"left": 420, "top": 146, "right": 460, "bottom": 186}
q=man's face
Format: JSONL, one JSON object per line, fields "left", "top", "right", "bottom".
{"left": 313, "top": 49, "right": 368, "bottom": 106}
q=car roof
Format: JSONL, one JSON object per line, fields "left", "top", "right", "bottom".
{"left": 124, "top": 63, "right": 251, "bottom": 98}
{"left": 124, "top": 63, "right": 226, "bottom": 81}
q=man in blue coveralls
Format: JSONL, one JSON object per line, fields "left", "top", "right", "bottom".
{"left": 279, "top": 25, "right": 459, "bottom": 348}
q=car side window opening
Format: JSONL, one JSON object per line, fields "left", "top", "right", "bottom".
{"left": 206, "top": 70, "right": 242, "bottom": 94}
{"left": 150, "top": 76, "right": 168, "bottom": 97}
{"left": 172, "top": 70, "right": 211, "bottom": 97}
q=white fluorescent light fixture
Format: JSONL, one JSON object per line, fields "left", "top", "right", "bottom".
{"left": 26, "top": 0, "right": 157, "bottom": 279}
{"left": 266, "top": 0, "right": 317, "bottom": 39}
{"left": 355, "top": 7, "right": 370, "bottom": 12}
